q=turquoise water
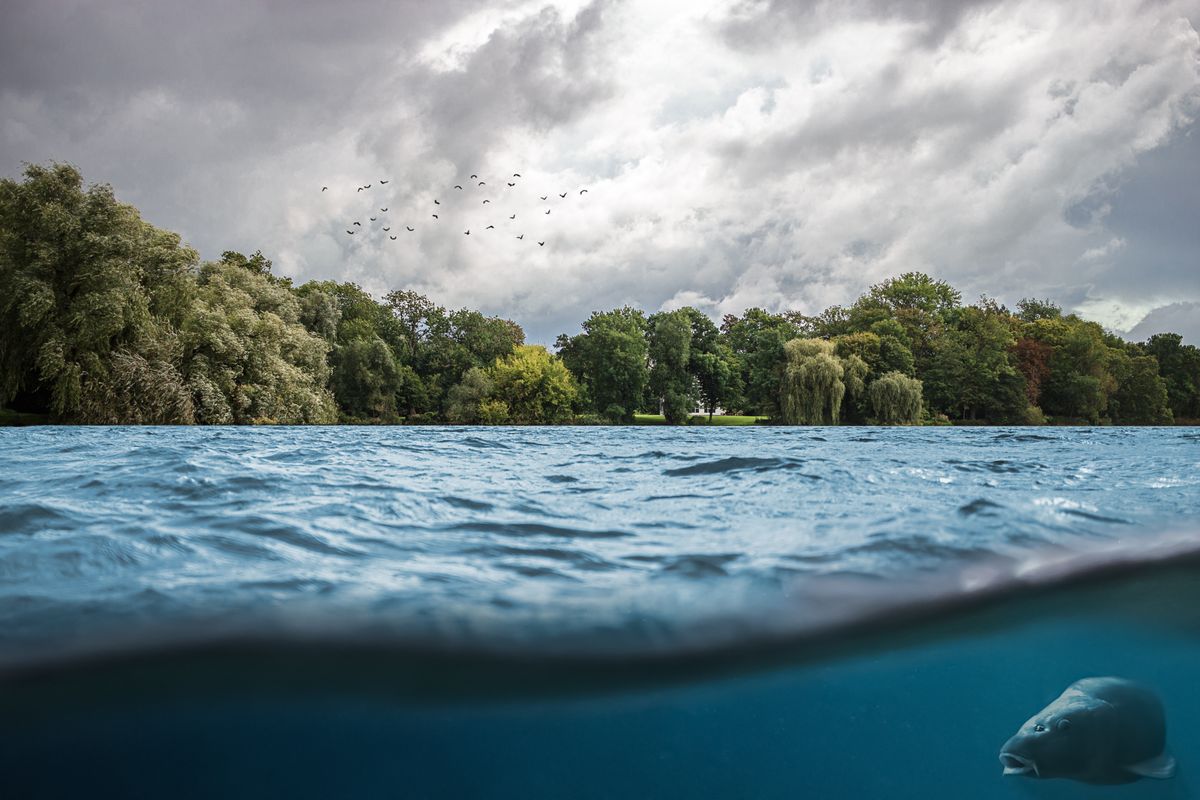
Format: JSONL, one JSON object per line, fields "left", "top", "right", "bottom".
{"left": 0, "top": 427, "right": 1197, "bottom": 797}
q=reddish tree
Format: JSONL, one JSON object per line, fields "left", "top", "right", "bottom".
{"left": 1014, "top": 337, "right": 1053, "bottom": 406}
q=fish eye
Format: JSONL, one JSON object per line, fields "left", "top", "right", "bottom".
{"left": 1033, "top": 724, "right": 1046, "bottom": 732}
{"left": 1057, "top": 719, "right": 1071, "bottom": 732}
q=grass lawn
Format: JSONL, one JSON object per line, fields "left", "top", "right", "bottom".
{"left": 632, "top": 413, "right": 767, "bottom": 426}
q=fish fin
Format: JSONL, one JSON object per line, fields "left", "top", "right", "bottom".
{"left": 1125, "top": 751, "right": 1176, "bottom": 779}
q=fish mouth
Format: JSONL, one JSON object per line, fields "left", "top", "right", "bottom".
{"left": 1000, "top": 752, "right": 1039, "bottom": 777}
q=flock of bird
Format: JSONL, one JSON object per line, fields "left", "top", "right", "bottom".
{"left": 325, "top": 173, "right": 589, "bottom": 247}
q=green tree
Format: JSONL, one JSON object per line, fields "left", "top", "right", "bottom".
{"left": 0, "top": 162, "right": 198, "bottom": 423}
{"left": 445, "top": 366, "right": 495, "bottom": 424}
{"left": 924, "top": 303, "right": 1026, "bottom": 422}
{"left": 647, "top": 310, "right": 696, "bottom": 424}
{"left": 868, "top": 371, "right": 924, "bottom": 424}
{"left": 382, "top": 290, "right": 521, "bottom": 418}
{"left": 1108, "top": 350, "right": 1172, "bottom": 425}
{"left": 1028, "top": 316, "right": 1115, "bottom": 423}
{"left": 488, "top": 345, "right": 578, "bottom": 423}
{"left": 676, "top": 307, "right": 739, "bottom": 420}
{"left": 1016, "top": 298, "right": 1063, "bottom": 323}
{"left": 181, "top": 255, "right": 337, "bottom": 423}
{"left": 557, "top": 307, "right": 648, "bottom": 422}
{"left": 779, "top": 339, "right": 846, "bottom": 425}
{"left": 1141, "top": 333, "right": 1200, "bottom": 420}
{"left": 720, "top": 309, "right": 801, "bottom": 416}
{"left": 849, "top": 272, "right": 960, "bottom": 368}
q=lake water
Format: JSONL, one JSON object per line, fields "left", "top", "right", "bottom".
{"left": 0, "top": 426, "right": 1197, "bottom": 797}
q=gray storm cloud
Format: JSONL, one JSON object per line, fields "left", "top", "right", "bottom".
{"left": 2, "top": 0, "right": 1197, "bottom": 343}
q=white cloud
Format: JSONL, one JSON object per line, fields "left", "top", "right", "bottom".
{"left": 2, "top": 0, "right": 1198, "bottom": 343}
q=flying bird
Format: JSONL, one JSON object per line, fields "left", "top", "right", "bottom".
{"left": 322, "top": 186, "right": 328, "bottom": 192}
{"left": 540, "top": 195, "right": 548, "bottom": 200}
{"left": 432, "top": 214, "right": 438, "bottom": 219}
{"left": 513, "top": 173, "right": 521, "bottom": 177}
{"left": 406, "top": 226, "right": 414, "bottom": 231}
{"left": 509, "top": 214, "right": 516, "bottom": 219}
{"left": 357, "top": 187, "right": 364, "bottom": 192}
{"left": 579, "top": 189, "right": 588, "bottom": 195}
{"left": 538, "top": 241, "right": 545, "bottom": 246}
{"left": 507, "top": 183, "right": 515, "bottom": 187}
{"left": 478, "top": 181, "right": 486, "bottom": 186}
{"left": 464, "top": 230, "right": 470, "bottom": 235}
{"left": 454, "top": 185, "right": 463, "bottom": 190}
{"left": 382, "top": 227, "right": 391, "bottom": 232}
{"left": 545, "top": 209, "right": 550, "bottom": 214}
{"left": 353, "top": 221, "right": 361, "bottom": 226}
{"left": 470, "top": 174, "right": 478, "bottom": 179}
{"left": 381, "top": 207, "right": 388, "bottom": 211}
{"left": 346, "top": 230, "right": 355, "bottom": 235}
{"left": 365, "top": 184, "right": 372, "bottom": 189}
{"left": 486, "top": 225, "right": 495, "bottom": 229}
{"left": 559, "top": 192, "right": 567, "bottom": 198}
{"left": 380, "top": 179, "right": 389, "bottom": 184}
{"left": 434, "top": 199, "right": 440, "bottom": 205}
{"left": 370, "top": 217, "right": 377, "bottom": 221}
{"left": 482, "top": 199, "right": 491, "bottom": 204}
{"left": 517, "top": 234, "right": 524, "bottom": 240}
{"left": 389, "top": 235, "right": 397, "bottom": 240}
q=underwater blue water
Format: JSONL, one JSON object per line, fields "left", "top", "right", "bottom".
{"left": 0, "top": 426, "right": 1198, "bottom": 797}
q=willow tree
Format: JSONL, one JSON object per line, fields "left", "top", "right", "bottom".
{"left": 181, "top": 254, "right": 337, "bottom": 424}
{"left": 779, "top": 339, "right": 846, "bottom": 425}
{"left": 0, "top": 162, "right": 199, "bottom": 423}
{"left": 868, "top": 371, "right": 923, "bottom": 424}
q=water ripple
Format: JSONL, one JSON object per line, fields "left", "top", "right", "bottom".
{"left": 0, "top": 426, "right": 1194, "bottom": 661}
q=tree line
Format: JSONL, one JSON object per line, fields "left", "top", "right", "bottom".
{"left": 2, "top": 163, "right": 1196, "bottom": 426}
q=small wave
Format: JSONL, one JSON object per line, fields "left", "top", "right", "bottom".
{"left": 443, "top": 496, "right": 494, "bottom": 511}
{"left": 545, "top": 474, "right": 578, "bottom": 483}
{"left": 1059, "top": 508, "right": 1130, "bottom": 524}
{"left": 946, "top": 458, "right": 1042, "bottom": 474}
{"left": 441, "top": 521, "right": 632, "bottom": 539}
{"left": 665, "top": 457, "right": 819, "bottom": 477}
{"left": 498, "top": 564, "right": 581, "bottom": 581}
{"left": 459, "top": 436, "right": 509, "bottom": 450}
{"left": 239, "top": 578, "right": 337, "bottom": 594}
{"left": 991, "top": 432, "right": 1056, "bottom": 442}
{"left": 957, "top": 498, "right": 1004, "bottom": 517}
{"left": 0, "top": 503, "right": 80, "bottom": 534}
{"left": 465, "top": 545, "right": 615, "bottom": 571}
{"left": 659, "top": 554, "right": 741, "bottom": 579}
{"left": 208, "top": 517, "right": 364, "bottom": 557}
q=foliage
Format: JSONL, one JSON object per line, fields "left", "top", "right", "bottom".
{"left": 3, "top": 163, "right": 1194, "bottom": 428}
{"left": 488, "top": 345, "right": 578, "bottom": 424}
{"left": 445, "top": 367, "right": 495, "bottom": 424}
{"left": 556, "top": 307, "right": 648, "bottom": 422}
{"left": 182, "top": 255, "right": 337, "bottom": 423}
{"left": 647, "top": 310, "right": 696, "bottom": 424}
{"left": 720, "top": 309, "right": 801, "bottom": 416}
{"left": 868, "top": 371, "right": 924, "bottom": 424}
{"left": 1141, "top": 333, "right": 1200, "bottom": 420}
{"left": 779, "top": 339, "right": 846, "bottom": 425}
{"left": 1108, "top": 351, "right": 1172, "bottom": 425}
{"left": 0, "top": 162, "right": 198, "bottom": 423}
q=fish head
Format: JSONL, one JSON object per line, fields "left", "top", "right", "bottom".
{"left": 1001, "top": 698, "right": 1112, "bottom": 780}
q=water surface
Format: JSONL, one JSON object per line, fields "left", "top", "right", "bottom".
{"left": 0, "top": 426, "right": 1197, "bottom": 797}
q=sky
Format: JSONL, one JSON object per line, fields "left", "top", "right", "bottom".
{"left": 2, "top": 0, "right": 1198, "bottom": 345}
